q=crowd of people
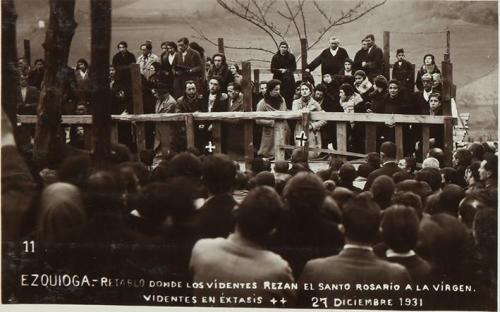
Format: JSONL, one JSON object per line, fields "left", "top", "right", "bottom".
{"left": 17, "top": 34, "right": 448, "bottom": 165}
{"left": 3, "top": 91, "right": 498, "bottom": 308}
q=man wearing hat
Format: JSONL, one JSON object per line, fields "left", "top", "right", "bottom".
{"left": 305, "top": 36, "right": 349, "bottom": 77}
{"left": 392, "top": 48, "right": 414, "bottom": 91}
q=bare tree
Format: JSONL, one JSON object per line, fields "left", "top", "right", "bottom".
{"left": 191, "top": 0, "right": 386, "bottom": 61}
{"left": 33, "top": 0, "right": 77, "bottom": 166}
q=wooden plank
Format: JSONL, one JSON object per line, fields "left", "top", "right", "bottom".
{"left": 280, "top": 145, "right": 366, "bottom": 158}
{"left": 302, "top": 111, "right": 310, "bottom": 161}
{"left": 443, "top": 116, "right": 454, "bottom": 166}
{"left": 211, "top": 122, "right": 222, "bottom": 153}
{"left": 422, "top": 125, "right": 430, "bottom": 160}
{"left": 185, "top": 115, "right": 195, "bottom": 150}
{"left": 23, "top": 39, "right": 31, "bottom": 65}
{"left": 441, "top": 60, "right": 453, "bottom": 115}
{"left": 158, "top": 122, "right": 173, "bottom": 156}
{"left": 244, "top": 120, "right": 254, "bottom": 171}
{"left": 274, "top": 121, "right": 287, "bottom": 161}
{"left": 111, "top": 122, "right": 118, "bottom": 145}
{"left": 365, "top": 123, "right": 377, "bottom": 153}
{"left": 130, "top": 63, "right": 146, "bottom": 152}
{"left": 241, "top": 61, "right": 252, "bottom": 112}
{"left": 336, "top": 122, "right": 347, "bottom": 161}
{"left": 300, "top": 38, "right": 308, "bottom": 77}
{"left": 395, "top": 124, "right": 403, "bottom": 159}
{"left": 383, "top": 31, "right": 390, "bottom": 79}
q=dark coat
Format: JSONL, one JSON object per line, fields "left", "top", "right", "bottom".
{"left": 172, "top": 48, "right": 204, "bottom": 99}
{"left": 382, "top": 91, "right": 414, "bottom": 115}
{"left": 192, "top": 194, "right": 237, "bottom": 239}
{"left": 17, "top": 86, "right": 40, "bottom": 115}
{"left": 415, "top": 65, "right": 441, "bottom": 91}
{"left": 364, "top": 44, "right": 384, "bottom": 79}
{"left": 112, "top": 50, "right": 136, "bottom": 68}
{"left": 353, "top": 48, "right": 368, "bottom": 72}
{"left": 364, "top": 161, "right": 404, "bottom": 190}
{"left": 307, "top": 47, "right": 349, "bottom": 76}
{"left": 392, "top": 59, "right": 414, "bottom": 90}
{"left": 160, "top": 52, "right": 175, "bottom": 92}
{"left": 367, "top": 89, "right": 388, "bottom": 113}
{"left": 271, "top": 51, "right": 296, "bottom": 108}
{"left": 27, "top": 69, "right": 44, "bottom": 90}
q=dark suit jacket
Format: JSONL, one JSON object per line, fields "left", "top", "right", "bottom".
{"left": 172, "top": 48, "right": 203, "bottom": 98}
{"left": 17, "top": 86, "right": 40, "bottom": 115}
{"left": 364, "top": 161, "right": 403, "bottom": 190}
{"left": 392, "top": 59, "right": 414, "bottom": 90}
{"left": 192, "top": 193, "right": 237, "bottom": 239}
{"left": 112, "top": 50, "right": 136, "bottom": 68}
{"left": 298, "top": 248, "right": 411, "bottom": 307}
{"left": 307, "top": 47, "right": 349, "bottom": 76}
{"left": 364, "top": 44, "right": 384, "bottom": 78}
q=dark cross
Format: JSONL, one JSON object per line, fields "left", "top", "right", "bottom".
{"left": 205, "top": 141, "right": 216, "bottom": 153}
{"left": 295, "top": 130, "right": 308, "bottom": 147}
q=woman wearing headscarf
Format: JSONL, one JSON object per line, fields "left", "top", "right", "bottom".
{"left": 416, "top": 54, "right": 441, "bottom": 91}
{"left": 256, "top": 79, "right": 290, "bottom": 158}
{"left": 353, "top": 69, "right": 373, "bottom": 101}
{"left": 292, "top": 82, "right": 326, "bottom": 158}
{"left": 271, "top": 41, "right": 297, "bottom": 109}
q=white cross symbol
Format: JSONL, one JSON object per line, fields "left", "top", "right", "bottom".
{"left": 205, "top": 141, "right": 216, "bottom": 153}
{"left": 280, "top": 297, "right": 287, "bottom": 305}
{"left": 295, "top": 130, "right": 308, "bottom": 146}
{"left": 270, "top": 298, "right": 277, "bottom": 305}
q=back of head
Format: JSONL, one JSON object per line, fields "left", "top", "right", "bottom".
{"left": 236, "top": 186, "right": 283, "bottom": 245}
{"left": 453, "top": 148, "right": 472, "bottom": 168}
{"left": 369, "top": 175, "right": 395, "bottom": 210}
{"left": 468, "top": 142, "right": 485, "bottom": 161}
{"left": 291, "top": 148, "right": 308, "bottom": 164}
{"left": 428, "top": 148, "right": 444, "bottom": 167}
{"left": 38, "top": 182, "right": 86, "bottom": 242}
{"left": 473, "top": 208, "right": 497, "bottom": 257}
{"left": 396, "top": 179, "right": 433, "bottom": 204}
{"left": 57, "top": 155, "right": 92, "bottom": 188}
{"left": 416, "top": 167, "right": 442, "bottom": 192}
{"left": 251, "top": 157, "right": 270, "bottom": 174}
{"left": 339, "top": 163, "right": 357, "bottom": 185}
{"left": 274, "top": 160, "right": 289, "bottom": 174}
{"left": 164, "top": 177, "right": 197, "bottom": 223}
{"left": 436, "top": 184, "right": 465, "bottom": 217}
{"left": 483, "top": 154, "right": 498, "bottom": 180}
{"left": 234, "top": 171, "right": 249, "bottom": 190}
{"left": 255, "top": 171, "right": 276, "bottom": 187}
{"left": 118, "top": 161, "right": 149, "bottom": 187}
{"left": 343, "top": 196, "right": 381, "bottom": 244}
{"left": 166, "top": 152, "right": 202, "bottom": 180}
{"left": 458, "top": 196, "right": 485, "bottom": 228}
{"left": 380, "top": 141, "right": 396, "bottom": 160}
{"left": 84, "top": 170, "right": 122, "bottom": 216}
{"left": 422, "top": 157, "right": 440, "bottom": 169}
{"left": 441, "top": 167, "right": 457, "bottom": 185}
{"left": 329, "top": 158, "right": 345, "bottom": 171}
{"left": 202, "top": 154, "right": 236, "bottom": 194}
{"left": 392, "top": 171, "right": 412, "bottom": 184}
{"left": 366, "top": 152, "right": 381, "bottom": 168}
{"left": 391, "top": 191, "right": 423, "bottom": 219}
{"left": 139, "top": 182, "right": 171, "bottom": 223}
{"left": 283, "top": 172, "right": 325, "bottom": 217}
{"left": 381, "top": 205, "right": 419, "bottom": 253}
{"left": 321, "top": 195, "right": 342, "bottom": 224}
{"left": 331, "top": 186, "right": 355, "bottom": 210}
{"left": 357, "top": 163, "right": 373, "bottom": 178}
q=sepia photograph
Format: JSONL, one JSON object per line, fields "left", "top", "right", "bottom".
{"left": 1, "top": 0, "right": 498, "bottom": 310}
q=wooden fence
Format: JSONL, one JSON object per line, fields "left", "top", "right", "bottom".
{"left": 18, "top": 112, "right": 456, "bottom": 169}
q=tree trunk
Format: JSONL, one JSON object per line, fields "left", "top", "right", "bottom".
{"left": 1, "top": 0, "right": 20, "bottom": 126}
{"left": 90, "top": 0, "right": 112, "bottom": 165}
{"left": 33, "top": 0, "right": 77, "bottom": 166}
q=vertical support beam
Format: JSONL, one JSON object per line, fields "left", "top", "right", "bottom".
{"left": 212, "top": 122, "right": 222, "bottom": 153}
{"left": 443, "top": 117, "right": 454, "bottom": 167}
{"left": 83, "top": 125, "right": 92, "bottom": 149}
{"left": 441, "top": 60, "right": 453, "bottom": 116}
{"left": 130, "top": 63, "right": 146, "bottom": 152}
{"left": 253, "top": 69, "right": 260, "bottom": 86}
{"left": 218, "top": 38, "right": 224, "bottom": 54}
{"left": 395, "top": 124, "right": 403, "bottom": 159}
{"left": 383, "top": 31, "right": 390, "bottom": 80}
{"left": 300, "top": 38, "right": 308, "bottom": 79}
{"left": 365, "top": 123, "right": 377, "bottom": 153}
{"left": 158, "top": 122, "right": 173, "bottom": 156}
{"left": 2, "top": 0, "right": 20, "bottom": 125}
{"left": 422, "top": 125, "right": 430, "bottom": 160}
{"left": 336, "top": 122, "right": 347, "bottom": 161}
{"left": 244, "top": 121, "right": 254, "bottom": 171}
{"left": 411, "top": 63, "right": 416, "bottom": 91}
{"left": 446, "top": 30, "right": 450, "bottom": 61}
{"left": 302, "top": 112, "right": 310, "bottom": 161}
{"left": 274, "top": 120, "right": 287, "bottom": 161}
{"left": 111, "top": 122, "right": 118, "bottom": 145}
{"left": 185, "top": 114, "right": 195, "bottom": 150}
{"left": 23, "top": 39, "right": 31, "bottom": 66}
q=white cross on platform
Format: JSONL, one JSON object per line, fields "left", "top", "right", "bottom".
{"left": 295, "top": 130, "right": 308, "bottom": 146}
{"left": 270, "top": 298, "right": 277, "bottom": 305}
{"left": 280, "top": 297, "right": 287, "bottom": 305}
{"left": 205, "top": 141, "right": 216, "bottom": 153}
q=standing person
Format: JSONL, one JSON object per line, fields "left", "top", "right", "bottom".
{"left": 360, "top": 34, "right": 384, "bottom": 81}
{"left": 207, "top": 53, "right": 232, "bottom": 92}
{"left": 415, "top": 54, "right": 441, "bottom": 91}
{"left": 305, "top": 36, "right": 349, "bottom": 78}
{"left": 314, "top": 84, "right": 342, "bottom": 152}
{"left": 292, "top": 82, "right": 326, "bottom": 158}
{"left": 159, "top": 41, "right": 177, "bottom": 93}
{"left": 109, "top": 65, "right": 134, "bottom": 151}
{"left": 27, "top": 59, "right": 45, "bottom": 90}
{"left": 174, "top": 81, "right": 203, "bottom": 152}
{"left": 189, "top": 41, "right": 207, "bottom": 94}
{"left": 224, "top": 82, "right": 245, "bottom": 155}
{"left": 335, "top": 58, "right": 355, "bottom": 86}
{"left": 339, "top": 83, "right": 365, "bottom": 153}
{"left": 172, "top": 37, "right": 204, "bottom": 99}
{"left": 353, "top": 38, "right": 369, "bottom": 72}
{"left": 392, "top": 48, "right": 414, "bottom": 91}
{"left": 112, "top": 41, "right": 136, "bottom": 68}
{"left": 256, "top": 79, "right": 289, "bottom": 159}
{"left": 271, "top": 41, "right": 297, "bottom": 109}
{"left": 151, "top": 83, "right": 177, "bottom": 167}
{"left": 137, "top": 41, "right": 160, "bottom": 80}
{"left": 74, "top": 58, "right": 90, "bottom": 109}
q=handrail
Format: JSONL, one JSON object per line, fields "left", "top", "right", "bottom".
{"left": 17, "top": 112, "right": 456, "bottom": 125}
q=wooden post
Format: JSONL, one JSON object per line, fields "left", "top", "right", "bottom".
{"left": 411, "top": 63, "right": 416, "bottom": 91}
{"left": 395, "top": 124, "right": 403, "bottom": 159}
{"left": 212, "top": 122, "right": 222, "bottom": 153}
{"left": 336, "top": 122, "right": 347, "bottom": 161}
{"left": 443, "top": 117, "right": 454, "bottom": 167}
{"left": 23, "top": 39, "right": 31, "bottom": 66}
{"left": 446, "top": 30, "right": 450, "bottom": 61}
{"left": 158, "top": 122, "right": 173, "bottom": 156}
{"left": 441, "top": 60, "right": 453, "bottom": 116}
{"left": 218, "top": 38, "right": 224, "bottom": 54}
{"left": 274, "top": 121, "right": 287, "bottom": 161}
{"left": 90, "top": 0, "right": 112, "bottom": 164}
{"left": 185, "top": 114, "right": 195, "bottom": 150}
{"left": 111, "top": 122, "right": 118, "bottom": 145}
{"left": 130, "top": 63, "right": 146, "bottom": 152}
{"left": 300, "top": 38, "right": 307, "bottom": 79}
{"left": 302, "top": 112, "right": 310, "bottom": 161}
{"left": 253, "top": 69, "right": 260, "bottom": 88}
{"left": 365, "top": 123, "right": 377, "bottom": 153}
{"left": 422, "top": 125, "right": 430, "bottom": 160}
{"left": 242, "top": 61, "right": 254, "bottom": 170}
{"left": 2, "top": 0, "right": 20, "bottom": 125}
{"left": 383, "top": 31, "right": 390, "bottom": 80}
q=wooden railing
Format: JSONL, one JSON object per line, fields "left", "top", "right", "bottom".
{"left": 18, "top": 112, "right": 456, "bottom": 169}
